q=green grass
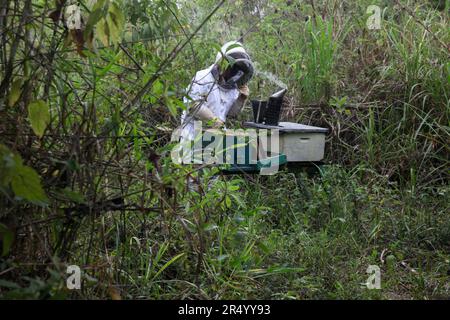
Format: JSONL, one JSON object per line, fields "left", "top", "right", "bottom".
{"left": 0, "top": 0, "right": 449, "bottom": 300}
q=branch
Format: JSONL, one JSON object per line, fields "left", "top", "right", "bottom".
{"left": 122, "top": 0, "right": 226, "bottom": 116}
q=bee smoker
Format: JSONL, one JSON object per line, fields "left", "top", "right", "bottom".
{"left": 251, "top": 88, "right": 287, "bottom": 126}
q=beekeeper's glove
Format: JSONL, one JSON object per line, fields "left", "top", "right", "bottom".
{"left": 239, "top": 84, "right": 249, "bottom": 99}
{"left": 228, "top": 85, "right": 250, "bottom": 117}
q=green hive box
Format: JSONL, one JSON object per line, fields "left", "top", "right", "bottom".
{"left": 200, "top": 130, "right": 287, "bottom": 174}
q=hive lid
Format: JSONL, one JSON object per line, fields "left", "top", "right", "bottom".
{"left": 243, "top": 121, "right": 328, "bottom": 133}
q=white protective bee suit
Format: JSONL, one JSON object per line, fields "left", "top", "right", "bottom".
{"left": 179, "top": 41, "right": 253, "bottom": 143}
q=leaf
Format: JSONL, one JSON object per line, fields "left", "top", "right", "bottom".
{"left": 49, "top": 9, "right": 62, "bottom": 23}
{"left": 0, "top": 144, "right": 49, "bottom": 206}
{"left": 0, "top": 144, "right": 20, "bottom": 186}
{"left": 152, "top": 81, "right": 164, "bottom": 96}
{"left": 70, "top": 29, "right": 86, "bottom": 56}
{"left": 11, "top": 165, "right": 49, "bottom": 206}
{"left": 60, "top": 187, "right": 86, "bottom": 204}
{"left": 91, "top": 1, "right": 124, "bottom": 46}
{"left": 8, "top": 79, "right": 23, "bottom": 107}
{"left": 84, "top": 8, "right": 106, "bottom": 40}
{"left": 0, "top": 279, "right": 21, "bottom": 289}
{"left": 151, "top": 253, "right": 185, "bottom": 282}
{"left": 108, "top": 286, "right": 122, "bottom": 300}
{"left": 96, "top": 18, "right": 109, "bottom": 46}
{"left": 110, "top": 2, "right": 125, "bottom": 28}
{"left": 166, "top": 99, "right": 178, "bottom": 118}
{"left": 28, "top": 100, "right": 50, "bottom": 138}
{"left": 0, "top": 223, "right": 14, "bottom": 257}
{"left": 202, "top": 223, "right": 218, "bottom": 232}
{"left": 106, "top": 14, "right": 120, "bottom": 44}
{"left": 225, "top": 195, "right": 231, "bottom": 207}
{"left": 108, "top": 2, "right": 124, "bottom": 44}
{"left": 64, "top": 4, "right": 82, "bottom": 30}
{"left": 85, "top": 0, "right": 109, "bottom": 36}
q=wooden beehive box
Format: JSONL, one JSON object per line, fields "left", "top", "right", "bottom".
{"left": 243, "top": 121, "right": 328, "bottom": 163}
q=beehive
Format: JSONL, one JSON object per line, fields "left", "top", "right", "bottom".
{"left": 243, "top": 122, "right": 328, "bottom": 162}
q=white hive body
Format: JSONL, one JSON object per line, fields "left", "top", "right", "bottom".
{"left": 243, "top": 122, "right": 328, "bottom": 163}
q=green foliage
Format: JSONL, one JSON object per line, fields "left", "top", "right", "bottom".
{"left": 28, "top": 100, "right": 50, "bottom": 138}
{"left": 8, "top": 79, "right": 22, "bottom": 107}
{"left": 0, "top": 269, "right": 67, "bottom": 299}
{"left": 59, "top": 187, "right": 86, "bottom": 204}
{"left": 0, "top": 223, "right": 14, "bottom": 257}
{"left": 301, "top": 16, "right": 337, "bottom": 102}
{"left": 0, "top": 0, "right": 448, "bottom": 300}
{"left": 90, "top": 0, "right": 125, "bottom": 46}
{"left": 0, "top": 145, "right": 49, "bottom": 206}
{"left": 11, "top": 166, "right": 49, "bottom": 206}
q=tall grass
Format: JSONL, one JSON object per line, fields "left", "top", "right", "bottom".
{"left": 301, "top": 16, "right": 337, "bottom": 102}
{"left": 1, "top": 0, "right": 449, "bottom": 300}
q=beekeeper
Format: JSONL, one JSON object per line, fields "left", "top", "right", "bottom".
{"left": 179, "top": 41, "right": 254, "bottom": 144}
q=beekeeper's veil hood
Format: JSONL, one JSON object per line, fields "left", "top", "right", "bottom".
{"left": 214, "top": 41, "right": 254, "bottom": 87}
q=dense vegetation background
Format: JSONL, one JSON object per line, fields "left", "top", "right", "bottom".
{"left": 0, "top": 0, "right": 448, "bottom": 299}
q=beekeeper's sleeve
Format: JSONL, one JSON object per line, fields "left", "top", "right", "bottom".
{"left": 186, "top": 87, "right": 217, "bottom": 122}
